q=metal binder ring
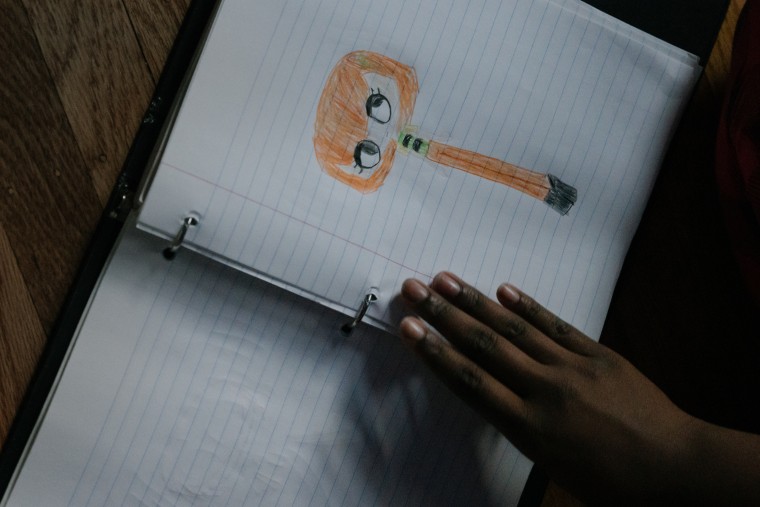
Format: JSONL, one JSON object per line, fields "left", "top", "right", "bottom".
{"left": 162, "top": 215, "right": 199, "bottom": 260}
{"left": 341, "top": 289, "right": 379, "bottom": 336}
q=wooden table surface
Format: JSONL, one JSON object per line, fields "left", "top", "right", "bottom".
{"left": 0, "top": 0, "right": 750, "bottom": 504}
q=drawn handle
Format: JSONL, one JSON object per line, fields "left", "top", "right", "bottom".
{"left": 399, "top": 131, "right": 577, "bottom": 215}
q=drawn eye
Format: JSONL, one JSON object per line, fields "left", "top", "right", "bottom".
{"left": 353, "top": 140, "right": 381, "bottom": 171}
{"left": 365, "top": 92, "right": 391, "bottom": 124}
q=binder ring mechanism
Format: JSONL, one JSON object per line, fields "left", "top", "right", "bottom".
{"left": 163, "top": 214, "right": 200, "bottom": 260}
{"left": 341, "top": 288, "right": 379, "bottom": 336}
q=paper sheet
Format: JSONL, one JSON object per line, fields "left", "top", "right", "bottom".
{"left": 3, "top": 226, "right": 532, "bottom": 506}
{"left": 137, "top": 0, "right": 700, "bottom": 336}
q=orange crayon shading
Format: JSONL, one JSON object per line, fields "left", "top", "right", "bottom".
{"left": 314, "top": 51, "right": 417, "bottom": 193}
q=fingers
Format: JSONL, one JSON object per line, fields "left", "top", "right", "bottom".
{"left": 399, "top": 316, "right": 525, "bottom": 433}
{"left": 400, "top": 278, "right": 544, "bottom": 394}
{"left": 495, "top": 283, "right": 598, "bottom": 357}
{"left": 429, "top": 272, "right": 569, "bottom": 365}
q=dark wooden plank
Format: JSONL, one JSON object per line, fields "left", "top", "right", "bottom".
{"left": 0, "top": 0, "right": 188, "bottom": 450}
{"left": 0, "top": 0, "right": 102, "bottom": 335}
{"left": 0, "top": 224, "right": 46, "bottom": 446}
{"left": 0, "top": 0, "right": 104, "bottom": 448}
{"left": 124, "top": 0, "right": 192, "bottom": 81}
{"left": 22, "top": 0, "right": 158, "bottom": 205}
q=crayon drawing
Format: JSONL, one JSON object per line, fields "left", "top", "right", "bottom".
{"left": 313, "top": 50, "right": 578, "bottom": 215}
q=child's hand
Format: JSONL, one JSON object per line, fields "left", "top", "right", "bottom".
{"left": 399, "top": 272, "right": 697, "bottom": 504}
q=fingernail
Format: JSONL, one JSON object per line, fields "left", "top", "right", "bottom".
{"left": 400, "top": 317, "right": 426, "bottom": 343}
{"left": 498, "top": 284, "right": 521, "bottom": 305}
{"left": 432, "top": 272, "right": 461, "bottom": 298}
{"left": 402, "top": 279, "right": 429, "bottom": 303}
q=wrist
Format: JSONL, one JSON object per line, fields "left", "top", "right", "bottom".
{"left": 663, "top": 415, "right": 760, "bottom": 505}
{"left": 637, "top": 409, "right": 703, "bottom": 504}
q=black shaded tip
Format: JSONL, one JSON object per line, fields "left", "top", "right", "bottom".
{"left": 544, "top": 174, "right": 578, "bottom": 215}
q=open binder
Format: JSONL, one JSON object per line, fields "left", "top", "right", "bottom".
{"left": 134, "top": 0, "right": 703, "bottom": 336}
{"left": 1, "top": 0, "right": 728, "bottom": 505}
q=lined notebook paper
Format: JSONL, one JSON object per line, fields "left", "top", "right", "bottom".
{"left": 4, "top": 227, "right": 532, "bottom": 506}
{"left": 137, "top": 0, "right": 701, "bottom": 337}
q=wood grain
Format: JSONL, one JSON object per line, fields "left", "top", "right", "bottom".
{"left": 22, "top": 0, "right": 158, "bottom": 205}
{"left": 0, "top": 0, "right": 101, "bottom": 339}
{"left": 0, "top": 0, "right": 189, "bottom": 449}
{"left": 0, "top": 223, "right": 46, "bottom": 445}
{"left": 123, "top": 0, "right": 192, "bottom": 81}
{"left": 0, "top": 0, "right": 747, "bottom": 505}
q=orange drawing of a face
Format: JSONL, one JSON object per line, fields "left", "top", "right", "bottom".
{"left": 313, "top": 51, "right": 418, "bottom": 193}
{"left": 314, "top": 50, "right": 577, "bottom": 215}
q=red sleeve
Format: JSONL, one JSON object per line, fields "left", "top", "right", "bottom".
{"left": 715, "top": 0, "right": 760, "bottom": 306}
